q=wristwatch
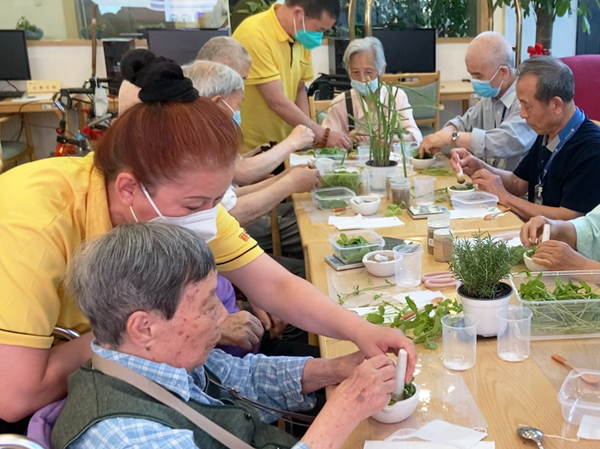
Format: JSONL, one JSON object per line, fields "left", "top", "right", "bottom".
{"left": 451, "top": 130, "right": 460, "bottom": 146}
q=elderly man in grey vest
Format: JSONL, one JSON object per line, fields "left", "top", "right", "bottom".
{"left": 52, "top": 223, "right": 396, "bottom": 449}
{"left": 420, "top": 31, "right": 537, "bottom": 170}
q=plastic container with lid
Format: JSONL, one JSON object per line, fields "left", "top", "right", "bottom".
{"left": 427, "top": 213, "right": 450, "bottom": 255}
{"left": 311, "top": 187, "right": 356, "bottom": 210}
{"left": 329, "top": 230, "right": 385, "bottom": 264}
{"left": 558, "top": 369, "right": 600, "bottom": 425}
{"left": 434, "top": 228, "right": 454, "bottom": 262}
{"left": 451, "top": 192, "right": 499, "bottom": 210}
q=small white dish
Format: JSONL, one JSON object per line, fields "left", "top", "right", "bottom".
{"left": 447, "top": 185, "right": 475, "bottom": 198}
{"left": 410, "top": 157, "right": 436, "bottom": 170}
{"left": 524, "top": 254, "right": 550, "bottom": 272}
{"left": 362, "top": 250, "right": 395, "bottom": 277}
{"left": 371, "top": 384, "right": 420, "bottom": 424}
{"left": 350, "top": 195, "right": 381, "bottom": 215}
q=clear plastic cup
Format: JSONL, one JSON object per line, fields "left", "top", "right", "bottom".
{"left": 414, "top": 175, "right": 435, "bottom": 206}
{"left": 442, "top": 314, "right": 478, "bottom": 371}
{"left": 358, "top": 145, "right": 370, "bottom": 162}
{"left": 393, "top": 243, "right": 423, "bottom": 288}
{"left": 496, "top": 306, "right": 532, "bottom": 362}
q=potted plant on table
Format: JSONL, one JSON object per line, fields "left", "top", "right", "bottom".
{"left": 355, "top": 80, "right": 411, "bottom": 193}
{"left": 16, "top": 16, "right": 43, "bottom": 40}
{"left": 448, "top": 233, "right": 514, "bottom": 337}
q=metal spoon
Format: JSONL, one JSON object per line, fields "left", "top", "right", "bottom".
{"left": 552, "top": 354, "right": 600, "bottom": 385}
{"left": 517, "top": 426, "right": 545, "bottom": 449}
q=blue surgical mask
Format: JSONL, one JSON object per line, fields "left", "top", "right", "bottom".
{"left": 294, "top": 14, "right": 323, "bottom": 51}
{"left": 222, "top": 99, "right": 241, "bottom": 127}
{"left": 471, "top": 67, "right": 504, "bottom": 98}
{"left": 351, "top": 78, "right": 379, "bottom": 96}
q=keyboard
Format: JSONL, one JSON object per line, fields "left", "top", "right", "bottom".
{"left": 0, "top": 90, "right": 25, "bottom": 100}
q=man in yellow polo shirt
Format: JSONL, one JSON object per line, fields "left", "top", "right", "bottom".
{"left": 233, "top": 0, "right": 352, "bottom": 152}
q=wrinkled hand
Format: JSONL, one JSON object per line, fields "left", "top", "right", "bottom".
{"left": 449, "top": 148, "right": 482, "bottom": 177}
{"left": 349, "top": 129, "right": 369, "bottom": 143}
{"left": 471, "top": 169, "right": 509, "bottom": 204}
{"left": 287, "top": 125, "right": 315, "bottom": 152}
{"left": 248, "top": 303, "right": 287, "bottom": 338}
{"left": 352, "top": 326, "right": 416, "bottom": 384}
{"left": 328, "top": 355, "right": 397, "bottom": 424}
{"left": 328, "top": 351, "right": 367, "bottom": 383}
{"left": 419, "top": 131, "right": 451, "bottom": 157}
{"left": 326, "top": 130, "right": 353, "bottom": 150}
{"left": 532, "top": 241, "right": 598, "bottom": 271}
{"left": 287, "top": 165, "right": 322, "bottom": 193}
{"left": 269, "top": 315, "right": 287, "bottom": 339}
{"left": 218, "top": 311, "right": 264, "bottom": 350}
{"left": 520, "top": 215, "right": 555, "bottom": 246}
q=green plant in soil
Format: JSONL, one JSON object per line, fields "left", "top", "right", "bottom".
{"left": 335, "top": 233, "right": 380, "bottom": 264}
{"left": 321, "top": 168, "right": 361, "bottom": 194}
{"left": 449, "top": 233, "right": 513, "bottom": 298}
{"left": 384, "top": 204, "right": 403, "bottom": 217}
{"left": 518, "top": 271, "right": 600, "bottom": 335}
{"left": 449, "top": 183, "right": 474, "bottom": 191}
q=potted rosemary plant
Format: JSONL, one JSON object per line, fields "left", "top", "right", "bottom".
{"left": 448, "top": 234, "right": 514, "bottom": 337}
{"left": 354, "top": 80, "right": 410, "bottom": 193}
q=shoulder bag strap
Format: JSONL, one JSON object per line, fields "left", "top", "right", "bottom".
{"left": 91, "top": 354, "right": 255, "bottom": 449}
{"left": 345, "top": 90, "right": 355, "bottom": 131}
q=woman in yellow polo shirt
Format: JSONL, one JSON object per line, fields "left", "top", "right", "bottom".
{"left": 0, "top": 63, "right": 416, "bottom": 423}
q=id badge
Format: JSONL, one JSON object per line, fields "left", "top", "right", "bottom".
{"left": 534, "top": 184, "right": 543, "bottom": 205}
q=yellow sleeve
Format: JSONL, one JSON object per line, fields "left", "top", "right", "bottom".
{"left": 0, "top": 223, "right": 67, "bottom": 349}
{"left": 234, "top": 31, "right": 281, "bottom": 86}
{"left": 209, "top": 206, "right": 264, "bottom": 271}
{"left": 301, "top": 48, "right": 314, "bottom": 83}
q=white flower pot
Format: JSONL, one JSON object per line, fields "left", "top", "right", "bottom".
{"left": 457, "top": 283, "right": 513, "bottom": 337}
{"left": 365, "top": 162, "right": 397, "bottom": 194}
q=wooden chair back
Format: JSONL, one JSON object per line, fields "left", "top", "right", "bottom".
{"left": 308, "top": 97, "right": 332, "bottom": 124}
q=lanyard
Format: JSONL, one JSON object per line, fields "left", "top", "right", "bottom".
{"left": 535, "top": 108, "right": 585, "bottom": 203}
{"left": 500, "top": 105, "right": 506, "bottom": 124}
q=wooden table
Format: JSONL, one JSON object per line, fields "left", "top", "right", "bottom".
{"left": 306, "top": 239, "right": 597, "bottom": 449}
{"left": 440, "top": 81, "right": 478, "bottom": 114}
{"left": 0, "top": 97, "right": 60, "bottom": 116}
{"left": 292, "top": 169, "right": 523, "bottom": 249}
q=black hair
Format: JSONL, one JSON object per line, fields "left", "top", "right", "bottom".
{"left": 285, "top": 0, "right": 340, "bottom": 20}
{"left": 518, "top": 56, "right": 575, "bottom": 104}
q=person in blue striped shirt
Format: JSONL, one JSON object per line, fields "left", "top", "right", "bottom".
{"left": 51, "top": 223, "right": 397, "bottom": 449}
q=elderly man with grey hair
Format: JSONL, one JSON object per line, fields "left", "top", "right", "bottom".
{"left": 52, "top": 223, "right": 396, "bottom": 449}
{"left": 323, "top": 37, "right": 422, "bottom": 143}
{"left": 196, "top": 36, "right": 253, "bottom": 80}
{"left": 451, "top": 56, "right": 600, "bottom": 221}
{"left": 421, "top": 31, "right": 537, "bottom": 171}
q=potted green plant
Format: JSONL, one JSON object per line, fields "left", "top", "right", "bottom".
{"left": 448, "top": 234, "right": 514, "bottom": 337}
{"left": 355, "top": 80, "right": 411, "bottom": 193}
{"left": 16, "top": 16, "right": 43, "bottom": 40}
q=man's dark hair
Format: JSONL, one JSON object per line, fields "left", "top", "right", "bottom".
{"left": 518, "top": 56, "right": 575, "bottom": 104}
{"left": 286, "top": 0, "right": 340, "bottom": 20}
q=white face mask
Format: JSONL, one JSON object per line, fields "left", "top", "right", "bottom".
{"left": 130, "top": 185, "right": 218, "bottom": 243}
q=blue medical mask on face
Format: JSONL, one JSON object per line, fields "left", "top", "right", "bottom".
{"left": 294, "top": 14, "right": 323, "bottom": 51}
{"left": 471, "top": 66, "right": 504, "bottom": 98}
{"left": 351, "top": 78, "right": 379, "bottom": 96}
{"left": 222, "top": 99, "right": 241, "bottom": 127}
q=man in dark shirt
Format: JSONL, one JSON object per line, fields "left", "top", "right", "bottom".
{"left": 449, "top": 56, "right": 600, "bottom": 221}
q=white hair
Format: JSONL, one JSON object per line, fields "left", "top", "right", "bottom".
{"left": 470, "top": 31, "right": 515, "bottom": 70}
{"left": 183, "top": 60, "right": 244, "bottom": 98}
{"left": 343, "top": 37, "right": 387, "bottom": 75}
{"left": 196, "top": 36, "right": 252, "bottom": 75}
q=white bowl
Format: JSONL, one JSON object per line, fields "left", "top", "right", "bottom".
{"left": 524, "top": 254, "right": 550, "bottom": 272}
{"left": 371, "top": 384, "right": 420, "bottom": 424}
{"left": 447, "top": 185, "right": 475, "bottom": 198}
{"left": 410, "top": 157, "right": 436, "bottom": 170}
{"left": 362, "top": 250, "right": 395, "bottom": 277}
{"left": 350, "top": 196, "right": 381, "bottom": 215}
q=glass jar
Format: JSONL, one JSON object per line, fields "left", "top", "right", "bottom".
{"left": 434, "top": 228, "right": 454, "bottom": 262}
{"left": 390, "top": 179, "right": 411, "bottom": 209}
{"left": 386, "top": 174, "right": 405, "bottom": 201}
{"left": 427, "top": 213, "right": 450, "bottom": 255}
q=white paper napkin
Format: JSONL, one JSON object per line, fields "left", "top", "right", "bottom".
{"left": 392, "top": 291, "right": 447, "bottom": 308}
{"left": 328, "top": 215, "right": 404, "bottom": 230}
{"left": 364, "top": 442, "right": 495, "bottom": 449}
{"left": 449, "top": 208, "right": 501, "bottom": 220}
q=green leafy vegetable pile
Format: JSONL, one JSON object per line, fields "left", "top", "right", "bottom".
{"left": 321, "top": 168, "right": 362, "bottom": 194}
{"left": 365, "top": 297, "right": 462, "bottom": 350}
{"left": 384, "top": 204, "right": 403, "bottom": 217}
{"left": 316, "top": 147, "right": 346, "bottom": 160}
{"left": 319, "top": 199, "right": 349, "bottom": 210}
{"left": 411, "top": 148, "right": 433, "bottom": 160}
{"left": 420, "top": 168, "right": 453, "bottom": 176}
{"left": 518, "top": 272, "right": 600, "bottom": 336}
{"left": 449, "top": 183, "right": 474, "bottom": 191}
{"left": 334, "top": 233, "right": 381, "bottom": 264}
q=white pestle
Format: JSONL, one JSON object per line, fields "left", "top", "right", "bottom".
{"left": 542, "top": 224, "right": 551, "bottom": 243}
{"left": 374, "top": 254, "right": 390, "bottom": 262}
{"left": 391, "top": 349, "right": 408, "bottom": 401}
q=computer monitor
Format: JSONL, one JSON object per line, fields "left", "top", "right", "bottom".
{"left": 147, "top": 29, "right": 230, "bottom": 66}
{"left": 372, "top": 28, "right": 436, "bottom": 73}
{"left": 0, "top": 30, "right": 32, "bottom": 80}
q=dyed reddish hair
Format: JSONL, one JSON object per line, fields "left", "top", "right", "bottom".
{"left": 94, "top": 97, "right": 240, "bottom": 188}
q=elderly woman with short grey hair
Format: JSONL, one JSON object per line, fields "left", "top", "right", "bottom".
{"left": 323, "top": 37, "right": 422, "bottom": 143}
{"left": 52, "top": 223, "right": 397, "bottom": 449}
